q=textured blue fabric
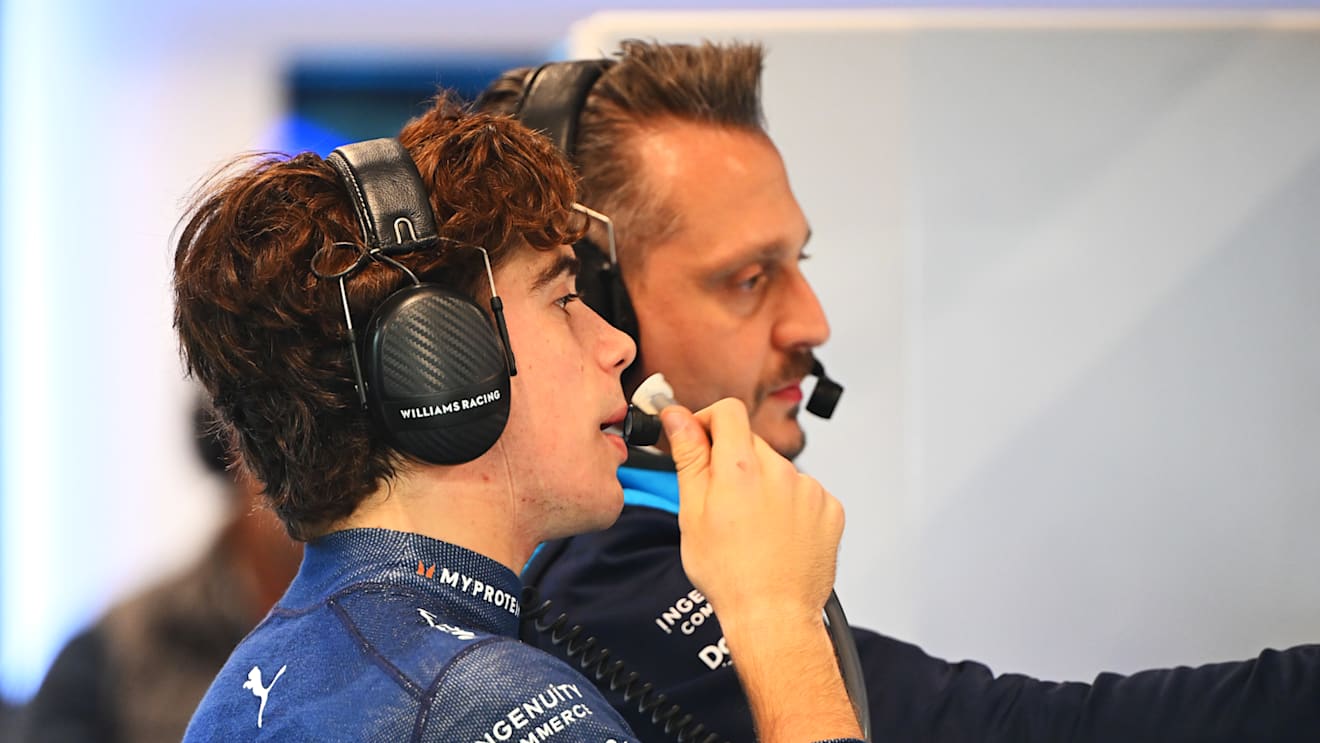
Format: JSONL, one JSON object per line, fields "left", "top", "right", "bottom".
{"left": 183, "top": 527, "right": 635, "bottom": 742}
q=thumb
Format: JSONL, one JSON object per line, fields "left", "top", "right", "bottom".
{"left": 661, "top": 405, "right": 709, "bottom": 478}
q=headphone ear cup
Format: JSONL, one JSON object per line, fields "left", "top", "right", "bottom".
{"left": 573, "top": 238, "right": 640, "bottom": 346}
{"left": 362, "top": 284, "right": 511, "bottom": 465}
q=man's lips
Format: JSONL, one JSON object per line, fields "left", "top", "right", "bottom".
{"left": 769, "top": 382, "right": 804, "bottom": 404}
{"left": 600, "top": 405, "right": 628, "bottom": 430}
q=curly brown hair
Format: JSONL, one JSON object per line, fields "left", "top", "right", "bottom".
{"left": 173, "top": 95, "right": 584, "bottom": 540}
{"left": 476, "top": 39, "right": 766, "bottom": 272}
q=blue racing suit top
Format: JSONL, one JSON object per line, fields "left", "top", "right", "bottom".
{"left": 183, "top": 527, "right": 635, "bottom": 742}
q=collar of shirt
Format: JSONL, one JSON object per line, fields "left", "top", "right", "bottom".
{"left": 282, "top": 527, "right": 522, "bottom": 638}
{"left": 620, "top": 448, "right": 679, "bottom": 515}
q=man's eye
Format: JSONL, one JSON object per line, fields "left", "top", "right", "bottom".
{"left": 555, "top": 292, "right": 581, "bottom": 310}
{"left": 736, "top": 272, "right": 766, "bottom": 291}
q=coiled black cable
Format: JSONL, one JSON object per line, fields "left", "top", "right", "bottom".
{"left": 520, "top": 585, "right": 727, "bottom": 743}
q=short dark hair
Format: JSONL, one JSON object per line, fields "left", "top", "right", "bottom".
{"left": 173, "top": 95, "right": 583, "bottom": 540}
{"left": 477, "top": 39, "right": 767, "bottom": 270}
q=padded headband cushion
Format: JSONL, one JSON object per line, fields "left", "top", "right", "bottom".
{"left": 326, "top": 138, "right": 438, "bottom": 255}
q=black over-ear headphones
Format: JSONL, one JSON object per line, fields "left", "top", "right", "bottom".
{"left": 514, "top": 61, "right": 640, "bottom": 347}
{"left": 318, "top": 138, "right": 518, "bottom": 465}
{"left": 512, "top": 60, "right": 845, "bottom": 419}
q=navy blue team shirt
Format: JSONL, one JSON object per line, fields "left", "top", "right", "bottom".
{"left": 521, "top": 449, "right": 1320, "bottom": 743}
{"left": 183, "top": 528, "right": 638, "bottom": 742}
{"left": 184, "top": 526, "right": 864, "bottom": 743}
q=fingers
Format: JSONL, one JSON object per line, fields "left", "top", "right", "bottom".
{"left": 666, "top": 398, "right": 758, "bottom": 480}
{"left": 670, "top": 398, "right": 759, "bottom": 530}
{"left": 662, "top": 405, "right": 709, "bottom": 521}
{"left": 660, "top": 405, "right": 705, "bottom": 472}
{"left": 801, "top": 475, "right": 845, "bottom": 544}
{"left": 670, "top": 395, "right": 840, "bottom": 530}
{"left": 672, "top": 395, "right": 849, "bottom": 626}
{"left": 704, "top": 399, "right": 753, "bottom": 478}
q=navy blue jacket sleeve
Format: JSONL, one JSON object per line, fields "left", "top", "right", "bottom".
{"left": 522, "top": 505, "right": 1320, "bottom": 743}
{"left": 852, "top": 623, "right": 1320, "bottom": 742}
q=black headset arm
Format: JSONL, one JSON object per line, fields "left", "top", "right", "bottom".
{"left": 826, "top": 590, "right": 872, "bottom": 741}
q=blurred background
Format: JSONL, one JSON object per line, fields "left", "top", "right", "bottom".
{"left": 2, "top": 0, "right": 1318, "bottom": 716}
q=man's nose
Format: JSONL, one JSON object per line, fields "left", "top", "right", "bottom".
{"left": 773, "top": 267, "right": 830, "bottom": 350}
{"left": 597, "top": 309, "right": 637, "bottom": 373}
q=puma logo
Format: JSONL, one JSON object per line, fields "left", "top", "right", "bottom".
{"left": 242, "top": 664, "right": 287, "bottom": 729}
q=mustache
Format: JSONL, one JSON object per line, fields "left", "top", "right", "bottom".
{"left": 782, "top": 351, "right": 815, "bottom": 382}
{"left": 753, "top": 351, "right": 816, "bottom": 404}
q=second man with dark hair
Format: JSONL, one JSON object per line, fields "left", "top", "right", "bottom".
{"left": 477, "top": 38, "right": 1320, "bottom": 743}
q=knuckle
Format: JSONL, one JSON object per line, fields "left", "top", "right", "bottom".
{"left": 825, "top": 494, "right": 845, "bottom": 525}
{"left": 796, "top": 471, "right": 822, "bottom": 497}
{"left": 715, "top": 396, "right": 748, "bottom": 418}
{"left": 766, "top": 453, "right": 793, "bottom": 480}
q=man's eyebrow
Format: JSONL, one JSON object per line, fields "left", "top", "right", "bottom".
{"left": 708, "top": 229, "right": 815, "bottom": 279}
{"left": 747, "top": 227, "right": 815, "bottom": 264}
{"left": 531, "top": 253, "right": 581, "bottom": 292}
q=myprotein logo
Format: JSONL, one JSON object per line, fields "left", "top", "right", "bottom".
{"left": 415, "top": 561, "right": 519, "bottom": 616}
{"left": 398, "top": 389, "right": 501, "bottom": 420}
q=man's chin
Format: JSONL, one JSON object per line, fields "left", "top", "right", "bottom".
{"left": 755, "top": 420, "right": 806, "bottom": 461}
{"left": 777, "top": 436, "right": 806, "bottom": 462}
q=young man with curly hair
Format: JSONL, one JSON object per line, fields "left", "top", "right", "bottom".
{"left": 174, "top": 92, "right": 864, "bottom": 743}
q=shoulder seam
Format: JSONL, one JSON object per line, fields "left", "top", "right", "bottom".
{"left": 411, "top": 635, "right": 511, "bottom": 740}
{"left": 327, "top": 595, "right": 425, "bottom": 700}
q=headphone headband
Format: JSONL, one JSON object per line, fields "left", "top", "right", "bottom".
{"left": 513, "top": 60, "right": 640, "bottom": 352}
{"left": 515, "top": 60, "right": 613, "bottom": 159}
{"left": 326, "top": 138, "right": 438, "bottom": 255}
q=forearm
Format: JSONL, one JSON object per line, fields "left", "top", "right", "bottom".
{"left": 664, "top": 401, "right": 861, "bottom": 742}
{"left": 723, "top": 609, "right": 862, "bottom": 743}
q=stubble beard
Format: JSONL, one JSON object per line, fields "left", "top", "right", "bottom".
{"left": 751, "top": 349, "right": 815, "bottom": 461}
